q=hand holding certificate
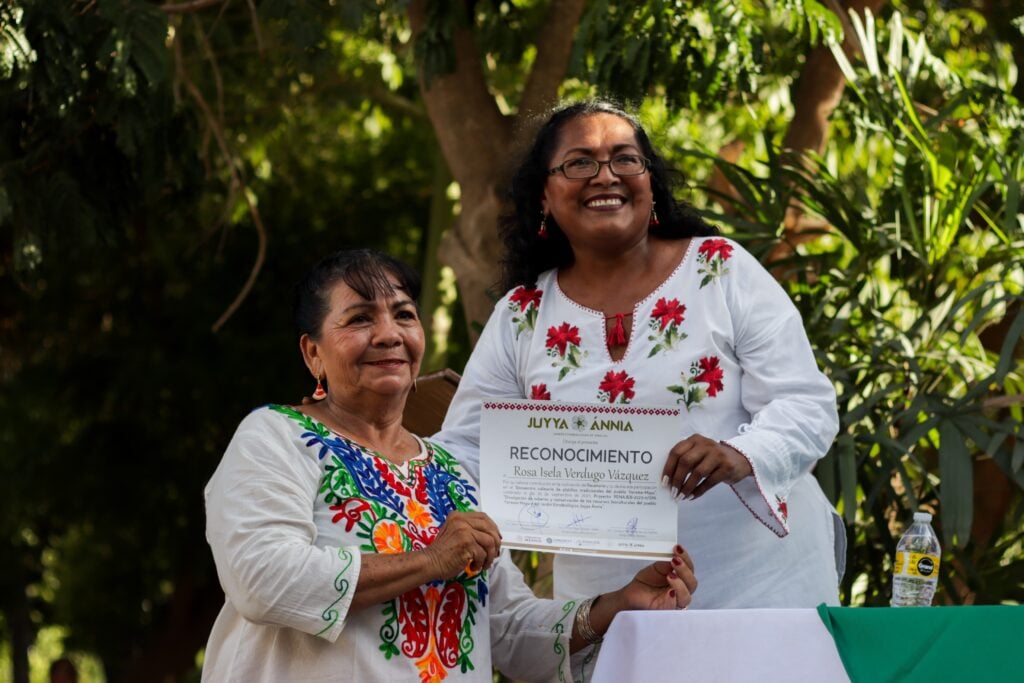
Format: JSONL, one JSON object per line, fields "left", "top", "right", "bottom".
{"left": 480, "top": 399, "right": 681, "bottom": 560}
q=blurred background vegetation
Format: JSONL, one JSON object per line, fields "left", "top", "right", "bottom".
{"left": 1, "top": 1, "right": 1021, "bottom": 681}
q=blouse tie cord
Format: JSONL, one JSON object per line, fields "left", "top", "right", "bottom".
{"left": 605, "top": 312, "right": 630, "bottom": 347}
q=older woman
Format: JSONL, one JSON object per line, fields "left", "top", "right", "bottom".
{"left": 202, "top": 249, "right": 696, "bottom": 682}
{"left": 434, "top": 100, "right": 844, "bottom": 609}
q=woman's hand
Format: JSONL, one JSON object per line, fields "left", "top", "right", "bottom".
{"left": 424, "top": 511, "right": 502, "bottom": 580}
{"left": 571, "top": 545, "right": 697, "bottom": 652}
{"left": 353, "top": 513, "right": 500, "bottom": 610}
{"left": 618, "top": 544, "right": 697, "bottom": 610}
{"left": 662, "top": 435, "right": 753, "bottom": 501}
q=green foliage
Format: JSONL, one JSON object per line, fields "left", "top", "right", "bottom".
{"left": 569, "top": 0, "right": 839, "bottom": 110}
{"left": 3, "top": 1, "right": 1023, "bottom": 679}
{"left": 0, "top": 1, "right": 450, "bottom": 678}
{"left": 404, "top": 0, "right": 841, "bottom": 114}
{"left": 697, "top": 10, "right": 1024, "bottom": 606}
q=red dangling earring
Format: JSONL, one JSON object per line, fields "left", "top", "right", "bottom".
{"left": 312, "top": 373, "right": 327, "bottom": 401}
{"left": 649, "top": 201, "right": 660, "bottom": 227}
{"left": 538, "top": 212, "right": 549, "bottom": 239}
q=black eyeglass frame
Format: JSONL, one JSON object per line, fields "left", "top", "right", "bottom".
{"left": 547, "top": 155, "right": 652, "bottom": 179}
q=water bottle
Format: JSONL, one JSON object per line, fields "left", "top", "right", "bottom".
{"left": 891, "top": 511, "right": 941, "bottom": 607}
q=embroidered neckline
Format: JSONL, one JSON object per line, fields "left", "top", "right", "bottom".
{"left": 270, "top": 405, "right": 431, "bottom": 483}
{"left": 337, "top": 433, "right": 430, "bottom": 485}
{"left": 550, "top": 238, "right": 696, "bottom": 364}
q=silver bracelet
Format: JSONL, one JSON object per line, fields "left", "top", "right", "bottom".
{"left": 575, "top": 595, "right": 603, "bottom": 645}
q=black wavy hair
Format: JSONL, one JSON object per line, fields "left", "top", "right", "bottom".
{"left": 292, "top": 248, "right": 421, "bottom": 339}
{"left": 499, "top": 99, "right": 718, "bottom": 291}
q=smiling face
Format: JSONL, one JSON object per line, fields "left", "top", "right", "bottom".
{"left": 541, "top": 113, "right": 654, "bottom": 255}
{"left": 301, "top": 275, "right": 424, "bottom": 403}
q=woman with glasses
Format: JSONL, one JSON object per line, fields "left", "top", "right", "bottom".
{"left": 434, "top": 100, "right": 844, "bottom": 613}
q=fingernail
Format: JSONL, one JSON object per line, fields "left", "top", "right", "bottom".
{"left": 670, "top": 487, "right": 679, "bottom": 499}
{"left": 669, "top": 589, "right": 677, "bottom": 598}
{"left": 668, "top": 570, "right": 677, "bottom": 578}
{"left": 674, "top": 544, "right": 683, "bottom": 554}
{"left": 672, "top": 556, "right": 682, "bottom": 566}
{"left": 661, "top": 475, "right": 669, "bottom": 488}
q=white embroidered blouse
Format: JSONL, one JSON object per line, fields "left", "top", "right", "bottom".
{"left": 435, "top": 237, "right": 843, "bottom": 608}
{"left": 202, "top": 405, "right": 584, "bottom": 682}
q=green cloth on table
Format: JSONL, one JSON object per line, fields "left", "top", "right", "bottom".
{"left": 816, "top": 604, "right": 1023, "bottom": 683}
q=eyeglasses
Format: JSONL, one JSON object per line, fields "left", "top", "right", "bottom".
{"left": 548, "top": 154, "right": 651, "bottom": 179}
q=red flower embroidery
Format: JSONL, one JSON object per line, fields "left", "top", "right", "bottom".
{"left": 545, "top": 322, "right": 581, "bottom": 356}
{"left": 698, "top": 238, "right": 734, "bottom": 261}
{"left": 509, "top": 286, "right": 542, "bottom": 312}
{"left": 694, "top": 356, "right": 724, "bottom": 397}
{"left": 777, "top": 497, "right": 789, "bottom": 523}
{"left": 599, "top": 370, "right": 636, "bottom": 403}
{"left": 531, "top": 383, "right": 551, "bottom": 400}
{"left": 651, "top": 297, "right": 686, "bottom": 331}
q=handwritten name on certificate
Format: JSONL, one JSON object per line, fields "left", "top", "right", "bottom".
{"left": 480, "top": 400, "right": 681, "bottom": 561}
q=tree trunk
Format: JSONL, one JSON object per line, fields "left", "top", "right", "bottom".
{"left": 408, "top": 0, "right": 586, "bottom": 337}
{"left": 117, "top": 574, "right": 223, "bottom": 683}
{"left": 6, "top": 566, "right": 32, "bottom": 683}
{"left": 766, "top": 0, "right": 890, "bottom": 265}
{"left": 420, "top": 147, "right": 455, "bottom": 371}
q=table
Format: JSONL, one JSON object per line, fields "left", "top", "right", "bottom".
{"left": 591, "top": 609, "right": 849, "bottom": 683}
{"left": 591, "top": 605, "right": 1024, "bottom": 683}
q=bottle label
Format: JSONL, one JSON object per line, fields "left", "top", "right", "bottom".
{"left": 895, "top": 551, "right": 940, "bottom": 577}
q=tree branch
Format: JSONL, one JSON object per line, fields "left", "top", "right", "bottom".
{"left": 982, "top": 394, "right": 1024, "bottom": 410}
{"left": 243, "top": 0, "right": 264, "bottom": 56}
{"left": 518, "top": 0, "right": 587, "bottom": 119}
{"left": 765, "top": 0, "right": 890, "bottom": 269}
{"left": 161, "top": 0, "right": 227, "bottom": 14}
{"left": 782, "top": 0, "right": 889, "bottom": 155}
{"left": 407, "top": 0, "right": 509, "bottom": 183}
{"left": 191, "top": 14, "right": 225, "bottom": 123}
{"left": 172, "top": 29, "right": 267, "bottom": 333}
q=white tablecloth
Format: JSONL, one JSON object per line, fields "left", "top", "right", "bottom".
{"left": 591, "top": 609, "right": 850, "bottom": 682}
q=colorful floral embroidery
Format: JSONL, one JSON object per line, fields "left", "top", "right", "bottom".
{"left": 647, "top": 297, "right": 688, "bottom": 357}
{"left": 546, "top": 322, "right": 587, "bottom": 381}
{"left": 508, "top": 286, "right": 543, "bottom": 337}
{"left": 696, "top": 238, "right": 733, "bottom": 288}
{"left": 597, "top": 370, "right": 636, "bottom": 404}
{"left": 775, "top": 495, "right": 789, "bottom": 524}
{"left": 270, "top": 405, "right": 486, "bottom": 680}
{"left": 531, "top": 383, "right": 552, "bottom": 400}
{"left": 667, "top": 356, "right": 725, "bottom": 409}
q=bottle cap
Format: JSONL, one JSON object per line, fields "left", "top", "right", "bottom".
{"left": 913, "top": 511, "right": 933, "bottom": 523}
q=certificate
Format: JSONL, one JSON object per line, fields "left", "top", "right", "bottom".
{"left": 480, "top": 399, "right": 681, "bottom": 560}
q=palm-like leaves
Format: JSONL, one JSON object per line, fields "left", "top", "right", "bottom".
{"left": 697, "top": 11, "right": 1024, "bottom": 604}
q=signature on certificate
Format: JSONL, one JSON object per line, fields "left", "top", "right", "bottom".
{"left": 518, "top": 503, "right": 550, "bottom": 530}
{"left": 625, "top": 517, "right": 639, "bottom": 536}
{"left": 566, "top": 513, "right": 591, "bottom": 528}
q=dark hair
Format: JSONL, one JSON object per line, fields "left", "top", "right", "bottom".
{"left": 292, "top": 248, "right": 421, "bottom": 339}
{"left": 499, "top": 99, "right": 718, "bottom": 291}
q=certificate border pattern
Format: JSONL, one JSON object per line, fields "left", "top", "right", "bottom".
{"left": 482, "top": 402, "right": 679, "bottom": 417}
